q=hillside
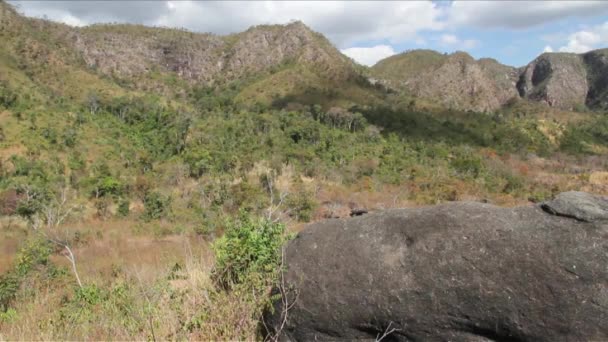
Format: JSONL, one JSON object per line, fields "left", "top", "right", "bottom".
{"left": 371, "top": 50, "right": 519, "bottom": 112}
{"left": 0, "top": 1, "right": 608, "bottom": 340}
{"left": 3, "top": 0, "right": 607, "bottom": 114}
{"left": 372, "top": 48, "right": 608, "bottom": 112}
{"left": 0, "top": 1, "right": 379, "bottom": 109}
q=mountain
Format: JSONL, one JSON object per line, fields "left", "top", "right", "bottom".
{"left": 371, "top": 48, "right": 608, "bottom": 113}
{"left": 518, "top": 49, "right": 608, "bottom": 111}
{"left": 0, "top": 1, "right": 377, "bottom": 108}
{"left": 371, "top": 50, "right": 519, "bottom": 112}
{"left": 1, "top": 0, "right": 606, "bottom": 114}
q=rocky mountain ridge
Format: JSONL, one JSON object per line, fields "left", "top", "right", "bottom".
{"left": 1, "top": 0, "right": 607, "bottom": 113}
{"left": 0, "top": 0, "right": 366, "bottom": 107}
{"left": 72, "top": 20, "right": 356, "bottom": 85}
{"left": 371, "top": 48, "right": 608, "bottom": 112}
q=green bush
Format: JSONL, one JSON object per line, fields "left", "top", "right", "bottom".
{"left": 62, "top": 128, "right": 77, "bottom": 148}
{"left": 451, "top": 153, "right": 485, "bottom": 178}
{"left": 0, "top": 307, "right": 17, "bottom": 323}
{"left": 212, "top": 212, "right": 288, "bottom": 289}
{"left": 97, "top": 176, "right": 123, "bottom": 198}
{"left": 0, "top": 81, "right": 18, "bottom": 109}
{"left": 117, "top": 198, "right": 130, "bottom": 217}
{"left": 286, "top": 189, "right": 317, "bottom": 222}
{"left": 0, "top": 238, "right": 52, "bottom": 310}
{"left": 142, "top": 191, "right": 171, "bottom": 221}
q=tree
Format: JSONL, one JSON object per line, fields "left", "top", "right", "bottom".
{"left": 29, "top": 187, "right": 84, "bottom": 288}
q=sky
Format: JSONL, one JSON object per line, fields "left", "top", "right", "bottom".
{"left": 8, "top": 1, "right": 608, "bottom": 67}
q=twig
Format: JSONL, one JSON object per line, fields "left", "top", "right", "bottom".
{"left": 376, "top": 321, "right": 400, "bottom": 342}
{"left": 266, "top": 248, "right": 299, "bottom": 342}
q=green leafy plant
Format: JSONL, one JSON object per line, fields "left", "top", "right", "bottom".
{"left": 142, "top": 191, "right": 171, "bottom": 221}
{"left": 117, "top": 198, "right": 130, "bottom": 217}
{"left": 212, "top": 212, "right": 288, "bottom": 290}
{"left": 0, "top": 238, "right": 52, "bottom": 311}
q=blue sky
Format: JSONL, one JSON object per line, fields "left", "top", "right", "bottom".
{"left": 379, "top": 15, "right": 608, "bottom": 67}
{"left": 9, "top": 1, "right": 608, "bottom": 67}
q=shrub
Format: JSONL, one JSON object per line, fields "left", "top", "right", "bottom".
{"left": 451, "top": 153, "right": 485, "bottom": 178}
{"left": 286, "top": 189, "right": 317, "bottom": 222}
{"left": 0, "top": 238, "right": 51, "bottom": 310}
{"left": 62, "top": 128, "right": 77, "bottom": 148}
{"left": 95, "top": 176, "right": 123, "bottom": 198}
{"left": 142, "top": 191, "right": 171, "bottom": 221}
{"left": 0, "top": 81, "right": 17, "bottom": 109}
{"left": 212, "top": 212, "right": 287, "bottom": 290}
{"left": 117, "top": 198, "right": 130, "bottom": 217}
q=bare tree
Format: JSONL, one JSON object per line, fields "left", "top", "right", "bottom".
{"left": 262, "top": 170, "right": 291, "bottom": 223}
{"left": 31, "top": 187, "right": 84, "bottom": 288}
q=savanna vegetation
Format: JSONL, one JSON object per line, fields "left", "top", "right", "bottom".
{"left": 1, "top": 2, "right": 608, "bottom": 339}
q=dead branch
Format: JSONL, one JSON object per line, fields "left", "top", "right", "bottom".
{"left": 376, "top": 321, "right": 400, "bottom": 342}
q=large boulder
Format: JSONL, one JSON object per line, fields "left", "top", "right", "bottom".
{"left": 264, "top": 191, "right": 608, "bottom": 341}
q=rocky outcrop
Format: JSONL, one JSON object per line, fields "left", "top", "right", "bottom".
{"left": 264, "top": 191, "right": 608, "bottom": 341}
{"left": 409, "top": 53, "right": 519, "bottom": 112}
{"left": 371, "top": 50, "right": 519, "bottom": 112}
{"left": 583, "top": 48, "right": 608, "bottom": 110}
{"left": 70, "top": 21, "right": 354, "bottom": 85}
{"left": 372, "top": 48, "right": 608, "bottom": 113}
{"left": 517, "top": 53, "right": 588, "bottom": 111}
{"left": 3, "top": 0, "right": 607, "bottom": 113}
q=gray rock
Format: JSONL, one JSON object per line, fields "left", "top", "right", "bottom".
{"left": 541, "top": 191, "right": 608, "bottom": 222}
{"left": 264, "top": 192, "right": 608, "bottom": 341}
{"left": 517, "top": 52, "right": 588, "bottom": 110}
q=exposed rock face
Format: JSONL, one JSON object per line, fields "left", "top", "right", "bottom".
{"left": 70, "top": 21, "right": 354, "bottom": 85}
{"left": 372, "top": 48, "right": 608, "bottom": 112}
{"left": 409, "top": 53, "right": 519, "bottom": 112}
{"left": 264, "top": 191, "right": 608, "bottom": 341}
{"left": 3, "top": 0, "right": 607, "bottom": 113}
{"left": 517, "top": 53, "right": 588, "bottom": 110}
{"left": 371, "top": 50, "right": 519, "bottom": 112}
{"left": 583, "top": 49, "right": 608, "bottom": 110}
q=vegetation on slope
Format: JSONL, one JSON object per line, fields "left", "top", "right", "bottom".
{"left": 0, "top": 2, "right": 607, "bottom": 339}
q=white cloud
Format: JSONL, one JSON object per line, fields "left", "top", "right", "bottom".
{"left": 559, "top": 22, "right": 608, "bottom": 53}
{"left": 439, "top": 34, "right": 480, "bottom": 49}
{"left": 440, "top": 34, "right": 459, "bottom": 45}
{"left": 9, "top": 1, "right": 446, "bottom": 47}
{"left": 449, "top": 1, "right": 608, "bottom": 29}
{"left": 9, "top": 0, "right": 608, "bottom": 63}
{"left": 341, "top": 45, "right": 396, "bottom": 66}
{"left": 543, "top": 45, "right": 554, "bottom": 53}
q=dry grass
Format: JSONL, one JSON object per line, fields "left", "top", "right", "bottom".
{"left": 0, "top": 216, "right": 268, "bottom": 340}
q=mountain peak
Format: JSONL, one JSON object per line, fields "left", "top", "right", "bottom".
{"left": 371, "top": 48, "right": 519, "bottom": 112}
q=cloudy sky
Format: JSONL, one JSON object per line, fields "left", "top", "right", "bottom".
{"left": 8, "top": 1, "right": 608, "bottom": 67}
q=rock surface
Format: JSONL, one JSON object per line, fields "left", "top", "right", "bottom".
{"left": 370, "top": 50, "right": 519, "bottom": 112}
{"left": 70, "top": 21, "right": 354, "bottom": 85}
{"left": 517, "top": 53, "right": 588, "bottom": 111}
{"left": 371, "top": 48, "right": 608, "bottom": 112}
{"left": 264, "top": 191, "right": 608, "bottom": 341}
